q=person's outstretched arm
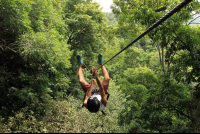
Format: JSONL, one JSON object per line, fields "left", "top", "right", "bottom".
{"left": 92, "top": 66, "right": 107, "bottom": 106}
{"left": 83, "top": 79, "right": 95, "bottom": 107}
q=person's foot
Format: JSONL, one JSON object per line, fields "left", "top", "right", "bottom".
{"left": 98, "top": 54, "right": 103, "bottom": 65}
{"left": 77, "top": 55, "right": 83, "bottom": 65}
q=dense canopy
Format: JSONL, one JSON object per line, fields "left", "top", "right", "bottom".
{"left": 0, "top": 0, "right": 200, "bottom": 133}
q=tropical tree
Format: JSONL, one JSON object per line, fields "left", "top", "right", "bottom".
{"left": 0, "top": 0, "right": 71, "bottom": 116}
{"left": 112, "top": 0, "right": 200, "bottom": 132}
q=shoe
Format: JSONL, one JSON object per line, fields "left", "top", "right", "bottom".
{"left": 77, "top": 55, "right": 83, "bottom": 65}
{"left": 98, "top": 54, "right": 103, "bottom": 65}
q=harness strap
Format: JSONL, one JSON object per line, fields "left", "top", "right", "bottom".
{"left": 101, "top": 111, "right": 106, "bottom": 115}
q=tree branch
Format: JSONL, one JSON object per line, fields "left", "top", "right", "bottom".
{"left": 0, "top": 44, "right": 18, "bottom": 53}
{"left": 161, "top": 46, "right": 166, "bottom": 74}
{"left": 171, "top": 31, "right": 191, "bottom": 52}
{"left": 189, "top": 22, "right": 200, "bottom": 25}
{"left": 162, "top": 106, "right": 194, "bottom": 122}
{"left": 156, "top": 43, "right": 165, "bottom": 74}
{"left": 0, "top": 44, "right": 4, "bottom": 51}
{"left": 175, "top": 108, "right": 194, "bottom": 122}
{"left": 155, "top": 6, "right": 167, "bottom": 12}
{"left": 187, "top": 16, "right": 200, "bottom": 25}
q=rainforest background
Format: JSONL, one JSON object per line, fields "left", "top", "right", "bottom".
{"left": 0, "top": 0, "right": 200, "bottom": 133}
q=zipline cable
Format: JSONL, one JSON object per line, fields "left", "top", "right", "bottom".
{"left": 97, "top": 0, "right": 193, "bottom": 70}
{"left": 83, "top": 63, "right": 91, "bottom": 72}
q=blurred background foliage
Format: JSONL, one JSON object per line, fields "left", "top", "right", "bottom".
{"left": 0, "top": 0, "right": 200, "bottom": 133}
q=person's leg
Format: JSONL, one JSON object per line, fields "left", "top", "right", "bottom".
{"left": 101, "top": 65, "right": 110, "bottom": 91}
{"left": 98, "top": 54, "right": 110, "bottom": 93}
{"left": 77, "top": 55, "right": 90, "bottom": 93}
{"left": 78, "top": 64, "right": 89, "bottom": 86}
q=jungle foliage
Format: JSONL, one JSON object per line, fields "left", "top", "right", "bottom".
{"left": 0, "top": 0, "right": 200, "bottom": 133}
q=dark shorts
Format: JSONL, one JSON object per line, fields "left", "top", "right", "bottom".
{"left": 82, "top": 84, "right": 109, "bottom": 94}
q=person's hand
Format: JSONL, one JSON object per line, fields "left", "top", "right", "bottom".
{"left": 92, "top": 66, "right": 99, "bottom": 78}
{"left": 91, "top": 79, "right": 96, "bottom": 86}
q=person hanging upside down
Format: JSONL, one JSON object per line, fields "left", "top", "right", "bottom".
{"left": 77, "top": 54, "right": 110, "bottom": 113}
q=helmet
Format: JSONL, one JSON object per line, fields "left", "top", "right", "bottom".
{"left": 87, "top": 97, "right": 100, "bottom": 113}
